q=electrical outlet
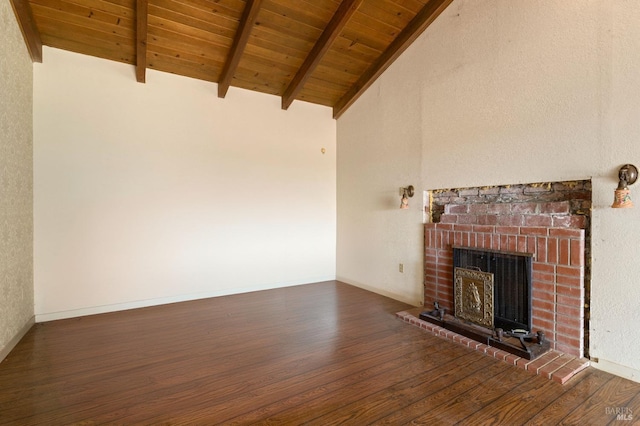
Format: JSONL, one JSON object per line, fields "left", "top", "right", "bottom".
{"left": 399, "top": 263, "right": 404, "bottom": 273}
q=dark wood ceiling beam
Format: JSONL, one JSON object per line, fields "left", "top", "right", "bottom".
{"left": 9, "top": 0, "right": 43, "bottom": 63}
{"left": 332, "top": 0, "right": 454, "bottom": 119}
{"left": 281, "top": 0, "right": 363, "bottom": 110}
{"left": 136, "top": 0, "right": 148, "bottom": 83}
{"left": 218, "top": 0, "right": 263, "bottom": 98}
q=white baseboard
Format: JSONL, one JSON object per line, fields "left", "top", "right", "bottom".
{"left": 0, "top": 316, "right": 35, "bottom": 363}
{"left": 35, "top": 276, "right": 335, "bottom": 323}
{"left": 591, "top": 358, "right": 640, "bottom": 384}
{"left": 336, "top": 276, "right": 421, "bottom": 307}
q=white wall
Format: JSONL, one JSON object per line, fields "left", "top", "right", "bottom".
{"left": 0, "top": 2, "right": 34, "bottom": 360}
{"left": 34, "top": 47, "right": 336, "bottom": 321}
{"left": 337, "top": 71, "right": 425, "bottom": 306}
{"left": 337, "top": 0, "right": 640, "bottom": 382}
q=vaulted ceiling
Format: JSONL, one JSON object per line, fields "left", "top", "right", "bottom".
{"left": 10, "top": 0, "right": 452, "bottom": 118}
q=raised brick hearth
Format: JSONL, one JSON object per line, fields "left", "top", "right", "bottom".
{"left": 396, "top": 310, "right": 590, "bottom": 384}
{"left": 424, "top": 200, "right": 586, "bottom": 357}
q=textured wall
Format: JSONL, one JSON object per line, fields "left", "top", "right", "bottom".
{"left": 0, "top": 2, "right": 34, "bottom": 356}
{"left": 337, "top": 0, "right": 640, "bottom": 382}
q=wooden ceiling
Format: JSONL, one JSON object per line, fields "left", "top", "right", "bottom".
{"left": 10, "top": 0, "right": 453, "bottom": 118}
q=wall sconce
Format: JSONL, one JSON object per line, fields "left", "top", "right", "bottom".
{"left": 400, "top": 185, "right": 414, "bottom": 209}
{"left": 612, "top": 164, "right": 638, "bottom": 208}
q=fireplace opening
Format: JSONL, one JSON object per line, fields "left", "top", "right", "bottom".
{"left": 421, "top": 243, "right": 550, "bottom": 360}
{"left": 454, "top": 246, "right": 533, "bottom": 333}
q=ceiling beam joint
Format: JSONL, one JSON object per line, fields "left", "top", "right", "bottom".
{"left": 136, "top": 0, "right": 148, "bottom": 83}
{"left": 281, "top": 0, "right": 363, "bottom": 110}
{"left": 333, "top": 0, "right": 454, "bottom": 119}
{"left": 9, "top": 0, "right": 43, "bottom": 63}
{"left": 218, "top": 0, "right": 263, "bottom": 98}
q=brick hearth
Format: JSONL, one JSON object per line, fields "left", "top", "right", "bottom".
{"left": 424, "top": 201, "right": 586, "bottom": 358}
{"left": 396, "top": 310, "right": 590, "bottom": 384}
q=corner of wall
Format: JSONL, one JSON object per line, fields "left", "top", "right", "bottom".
{"left": 0, "top": 317, "right": 35, "bottom": 363}
{"left": 592, "top": 358, "right": 640, "bottom": 384}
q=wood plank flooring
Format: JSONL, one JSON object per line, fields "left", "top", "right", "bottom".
{"left": 0, "top": 281, "right": 639, "bottom": 425}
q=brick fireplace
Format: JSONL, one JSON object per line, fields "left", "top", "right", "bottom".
{"left": 424, "top": 182, "right": 590, "bottom": 358}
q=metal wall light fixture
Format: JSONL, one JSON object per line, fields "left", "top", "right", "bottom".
{"left": 612, "top": 164, "right": 638, "bottom": 208}
{"left": 400, "top": 185, "right": 414, "bottom": 209}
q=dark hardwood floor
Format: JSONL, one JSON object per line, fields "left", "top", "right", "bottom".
{"left": 1, "top": 281, "right": 639, "bottom": 425}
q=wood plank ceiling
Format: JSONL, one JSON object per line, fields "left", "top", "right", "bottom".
{"left": 10, "top": 0, "right": 453, "bottom": 118}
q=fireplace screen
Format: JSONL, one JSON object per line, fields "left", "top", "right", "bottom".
{"left": 454, "top": 268, "right": 494, "bottom": 328}
{"left": 453, "top": 246, "right": 533, "bottom": 332}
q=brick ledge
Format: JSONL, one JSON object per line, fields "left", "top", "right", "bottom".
{"left": 397, "top": 310, "right": 589, "bottom": 384}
